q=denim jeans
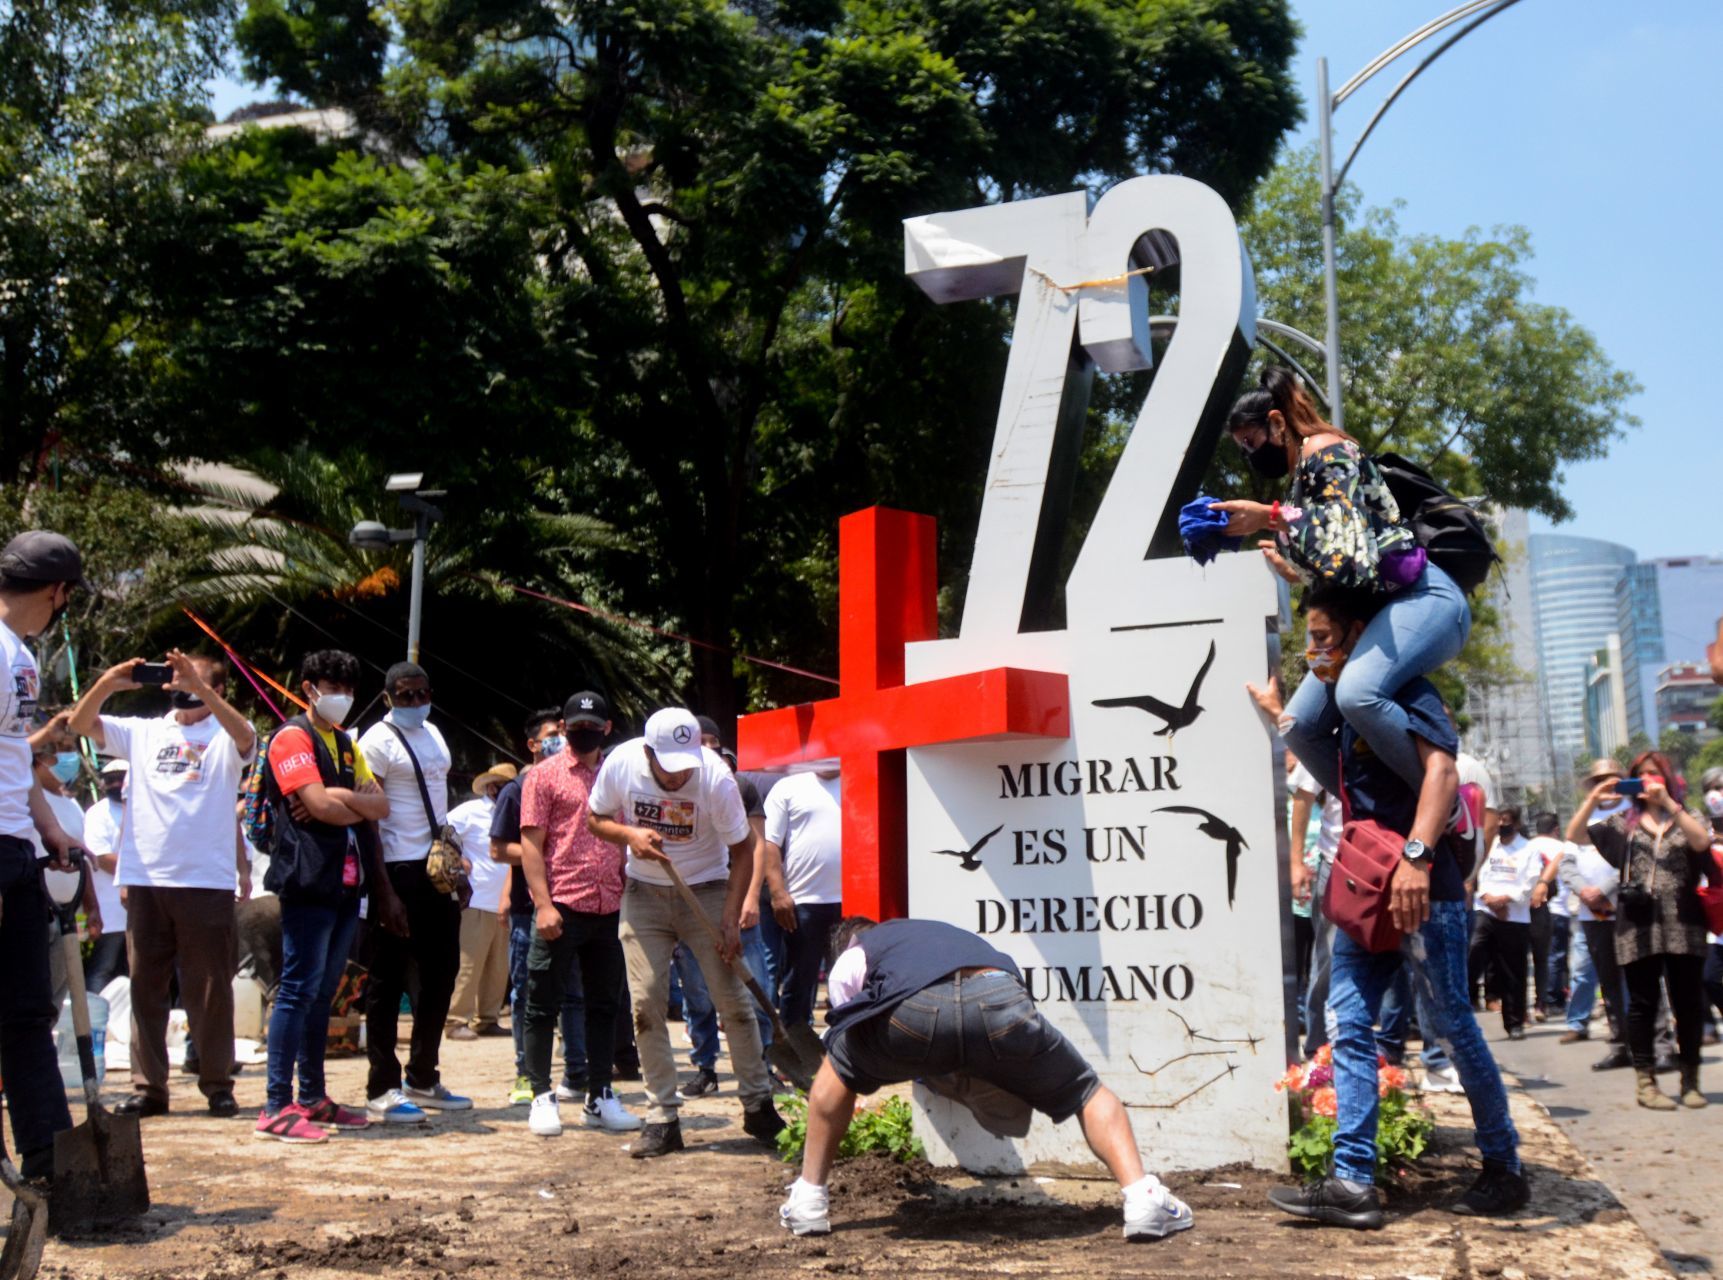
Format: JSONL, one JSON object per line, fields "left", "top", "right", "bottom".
{"left": 756, "top": 889, "right": 786, "bottom": 1002}
{"left": 781, "top": 903, "right": 842, "bottom": 1028}
{"left": 1329, "top": 900, "right": 1519, "bottom": 1185}
{"left": 1284, "top": 563, "right": 1471, "bottom": 798}
{"left": 1565, "top": 920, "right": 1598, "bottom": 1032}
{"left": 1545, "top": 913, "right": 1571, "bottom": 1012}
{"left": 679, "top": 926, "right": 774, "bottom": 1070}
{"left": 0, "top": 835, "right": 72, "bottom": 1176}
{"left": 521, "top": 907, "right": 622, "bottom": 1097}
{"left": 266, "top": 897, "right": 361, "bottom": 1112}
{"left": 1304, "top": 858, "right": 1337, "bottom": 1057}
{"left": 508, "top": 910, "right": 585, "bottom": 1085}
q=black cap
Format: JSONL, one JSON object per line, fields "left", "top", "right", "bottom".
{"left": 696, "top": 715, "right": 721, "bottom": 740}
{"left": 0, "top": 531, "right": 87, "bottom": 589}
{"left": 564, "top": 690, "right": 610, "bottom": 727}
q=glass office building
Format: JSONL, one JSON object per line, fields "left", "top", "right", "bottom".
{"left": 1529, "top": 533, "right": 1636, "bottom": 785}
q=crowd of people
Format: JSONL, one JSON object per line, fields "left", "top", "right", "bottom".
{"left": 1, "top": 359, "right": 1717, "bottom": 1250}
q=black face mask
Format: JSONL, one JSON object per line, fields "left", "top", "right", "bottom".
{"left": 171, "top": 690, "right": 205, "bottom": 710}
{"left": 1245, "top": 438, "right": 1291, "bottom": 480}
{"left": 569, "top": 727, "right": 606, "bottom": 754}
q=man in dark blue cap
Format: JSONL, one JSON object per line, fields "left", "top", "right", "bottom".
{"left": 0, "top": 531, "right": 89, "bottom": 1177}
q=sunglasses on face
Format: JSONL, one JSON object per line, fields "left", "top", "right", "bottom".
{"left": 391, "top": 688, "right": 432, "bottom": 706}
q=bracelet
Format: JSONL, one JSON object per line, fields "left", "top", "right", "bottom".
{"left": 1270, "top": 500, "right": 1282, "bottom": 526}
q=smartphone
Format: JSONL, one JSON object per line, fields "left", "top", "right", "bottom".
{"left": 1614, "top": 778, "right": 1644, "bottom": 797}
{"left": 132, "top": 662, "right": 173, "bottom": 686}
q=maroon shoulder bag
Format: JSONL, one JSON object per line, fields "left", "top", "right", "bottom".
{"left": 1322, "top": 759, "right": 1406, "bottom": 954}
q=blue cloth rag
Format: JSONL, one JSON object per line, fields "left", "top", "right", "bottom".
{"left": 1179, "top": 495, "right": 1241, "bottom": 566}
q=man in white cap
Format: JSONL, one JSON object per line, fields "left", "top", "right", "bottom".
{"left": 445, "top": 762, "right": 517, "bottom": 1041}
{"left": 82, "top": 758, "right": 132, "bottom": 991}
{"left": 587, "top": 707, "right": 785, "bottom": 1158}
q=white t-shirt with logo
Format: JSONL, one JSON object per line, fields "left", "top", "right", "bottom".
{"left": 102, "top": 713, "right": 253, "bottom": 891}
{"left": 357, "top": 718, "right": 451, "bottom": 864}
{"left": 763, "top": 772, "right": 842, "bottom": 904}
{"left": 448, "top": 795, "right": 507, "bottom": 911}
{"left": 82, "top": 795, "right": 128, "bottom": 930}
{"left": 0, "top": 622, "right": 39, "bottom": 841}
{"left": 1476, "top": 831, "right": 1540, "bottom": 924}
{"left": 589, "top": 739, "right": 749, "bottom": 888}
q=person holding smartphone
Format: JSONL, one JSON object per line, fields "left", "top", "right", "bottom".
{"left": 1566, "top": 751, "right": 1714, "bottom": 1110}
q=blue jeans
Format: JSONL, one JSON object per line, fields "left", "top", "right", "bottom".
{"left": 1329, "top": 900, "right": 1518, "bottom": 1185}
{"left": 756, "top": 891, "right": 786, "bottom": 1002}
{"left": 509, "top": 911, "right": 585, "bottom": 1085}
{"left": 1565, "top": 922, "right": 1598, "bottom": 1032}
{"left": 1285, "top": 563, "right": 1471, "bottom": 798}
{"left": 266, "top": 898, "right": 360, "bottom": 1112}
{"left": 1377, "top": 966, "right": 1451, "bottom": 1072}
{"left": 781, "top": 903, "right": 843, "bottom": 1028}
{"left": 1545, "top": 914, "right": 1571, "bottom": 1011}
{"left": 676, "top": 928, "right": 773, "bottom": 1071}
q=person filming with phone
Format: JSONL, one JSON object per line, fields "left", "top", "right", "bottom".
{"left": 1565, "top": 751, "right": 1714, "bottom": 1110}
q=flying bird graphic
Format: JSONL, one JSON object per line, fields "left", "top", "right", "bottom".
{"left": 1091, "top": 640, "right": 1217, "bottom": 736}
{"left": 1156, "top": 805, "right": 1247, "bottom": 908}
{"left": 933, "top": 823, "right": 1004, "bottom": 872}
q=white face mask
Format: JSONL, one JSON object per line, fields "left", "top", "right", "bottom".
{"left": 315, "top": 692, "right": 355, "bottom": 728}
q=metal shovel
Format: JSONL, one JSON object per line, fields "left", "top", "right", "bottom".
{"left": 50, "top": 862, "right": 149, "bottom": 1232}
{"left": 0, "top": 1085, "right": 47, "bottom": 1280}
{"left": 659, "top": 862, "right": 826, "bottom": 1093}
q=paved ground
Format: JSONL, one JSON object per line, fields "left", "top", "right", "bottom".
{"left": 1486, "top": 1015, "right": 1722, "bottom": 1274}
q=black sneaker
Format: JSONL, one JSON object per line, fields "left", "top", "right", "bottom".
{"left": 741, "top": 1099, "right": 787, "bottom": 1146}
{"left": 1449, "top": 1161, "right": 1529, "bottom": 1217}
{"left": 613, "top": 1060, "right": 643, "bottom": 1082}
{"left": 629, "top": 1119, "right": 685, "bottom": 1159}
{"left": 1267, "top": 1177, "right": 1384, "bottom": 1230}
{"left": 207, "top": 1091, "right": 239, "bottom": 1118}
{"left": 679, "top": 1068, "right": 719, "bottom": 1099}
{"left": 114, "top": 1094, "right": 169, "bottom": 1118}
{"left": 1591, "top": 1044, "right": 1633, "bottom": 1072}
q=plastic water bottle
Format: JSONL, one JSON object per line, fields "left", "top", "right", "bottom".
{"left": 55, "top": 994, "right": 109, "bottom": 1089}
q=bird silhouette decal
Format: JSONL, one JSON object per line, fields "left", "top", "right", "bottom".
{"left": 933, "top": 823, "right": 1004, "bottom": 872}
{"left": 1091, "top": 640, "right": 1217, "bottom": 737}
{"left": 1155, "top": 805, "right": 1246, "bottom": 908}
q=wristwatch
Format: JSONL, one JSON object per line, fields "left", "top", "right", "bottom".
{"left": 1401, "top": 838, "right": 1432, "bottom": 868}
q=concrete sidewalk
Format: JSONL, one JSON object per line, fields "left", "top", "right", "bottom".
{"left": 1491, "top": 1017, "right": 1722, "bottom": 1274}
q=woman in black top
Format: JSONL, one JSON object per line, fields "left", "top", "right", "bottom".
{"left": 1567, "top": 750, "right": 1713, "bottom": 1110}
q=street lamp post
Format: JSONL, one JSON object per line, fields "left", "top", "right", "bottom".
{"left": 1316, "top": 0, "right": 1529, "bottom": 431}
{"left": 349, "top": 472, "right": 445, "bottom": 663}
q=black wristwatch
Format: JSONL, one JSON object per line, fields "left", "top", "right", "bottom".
{"left": 1401, "top": 838, "right": 1432, "bottom": 869}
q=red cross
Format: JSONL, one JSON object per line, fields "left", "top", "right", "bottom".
{"left": 737, "top": 507, "right": 1070, "bottom": 919}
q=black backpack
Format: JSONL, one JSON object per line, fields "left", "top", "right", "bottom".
{"left": 1372, "top": 452, "right": 1501, "bottom": 596}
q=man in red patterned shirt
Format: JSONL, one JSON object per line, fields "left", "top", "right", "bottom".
{"left": 519, "top": 690, "right": 643, "bottom": 1137}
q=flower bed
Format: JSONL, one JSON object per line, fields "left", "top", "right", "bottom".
{"left": 1276, "top": 1045, "right": 1434, "bottom": 1179}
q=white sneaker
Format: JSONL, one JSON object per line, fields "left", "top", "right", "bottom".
{"left": 583, "top": 1087, "right": 644, "bottom": 1132}
{"left": 779, "top": 1180, "right": 830, "bottom": 1236}
{"left": 1420, "top": 1064, "right": 1465, "bottom": 1094}
{"left": 529, "top": 1092, "right": 563, "bottom": 1137}
{"left": 366, "top": 1088, "right": 429, "bottom": 1125}
{"left": 1123, "top": 1176, "right": 1194, "bottom": 1240}
{"left": 555, "top": 1082, "right": 583, "bottom": 1103}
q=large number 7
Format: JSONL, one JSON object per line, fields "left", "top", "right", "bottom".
{"left": 904, "top": 175, "right": 1257, "bottom": 638}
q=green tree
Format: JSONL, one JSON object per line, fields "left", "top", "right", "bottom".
{"left": 212, "top": 0, "right": 1304, "bottom": 719}
{"left": 0, "top": 0, "right": 229, "bottom": 482}
{"left": 1659, "top": 725, "right": 1699, "bottom": 776}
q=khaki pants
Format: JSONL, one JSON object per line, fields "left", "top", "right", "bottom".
{"left": 126, "top": 886, "right": 237, "bottom": 1103}
{"left": 619, "top": 878, "right": 769, "bottom": 1123}
{"left": 448, "top": 907, "right": 510, "bottom": 1031}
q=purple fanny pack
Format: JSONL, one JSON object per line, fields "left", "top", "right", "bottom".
{"left": 1380, "top": 545, "right": 1427, "bottom": 590}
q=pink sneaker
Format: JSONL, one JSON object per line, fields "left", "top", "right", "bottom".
{"left": 253, "top": 1104, "right": 329, "bottom": 1144}
{"left": 303, "top": 1098, "right": 370, "bottom": 1131}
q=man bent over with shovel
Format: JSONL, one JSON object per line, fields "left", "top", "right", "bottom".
{"left": 780, "top": 916, "right": 1193, "bottom": 1241}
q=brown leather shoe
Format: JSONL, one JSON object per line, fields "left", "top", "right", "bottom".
{"left": 1559, "top": 1030, "right": 1589, "bottom": 1044}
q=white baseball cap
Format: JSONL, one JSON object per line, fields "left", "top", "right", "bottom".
{"left": 644, "top": 708, "right": 704, "bottom": 772}
{"left": 100, "top": 759, "right": 129, "bottom": 776}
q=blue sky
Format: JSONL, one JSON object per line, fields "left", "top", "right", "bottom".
{"left": 209, "top": 2, "right": 1717, "bottom": 558}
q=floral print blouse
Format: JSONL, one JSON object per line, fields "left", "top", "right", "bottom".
{"left": 1275, "top": 442, "right": 1416, "bottom": 590}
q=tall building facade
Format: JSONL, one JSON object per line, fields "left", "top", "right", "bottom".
{"left": 1466, "top": 509, "right": 1558, "bottom": 804}
{"left": 1616, "top": 557, "right": 1723, "bottom": 743}
{"left": 1528, "top": 533, "right": 1637, "bottom": 792}
{"left": 1583, "top": 635, "right": 1629, "bottom": 759}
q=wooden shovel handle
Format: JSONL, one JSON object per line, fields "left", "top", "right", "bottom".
{"left": 657, "top": 861, "right": 789, "bottom": 1040}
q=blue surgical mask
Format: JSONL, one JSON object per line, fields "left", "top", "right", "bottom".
{"left": 51, "top": 752, "right": 81, "bottom": 783}
{"left": 389, "top": 704, "right": 431, "bottom": 729}
{"left": 538, "top": 735, "right": 566, "bottom": 758}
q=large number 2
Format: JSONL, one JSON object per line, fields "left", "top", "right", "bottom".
{"left": 903, "top": 176, "right": 1257, "bottom": 637}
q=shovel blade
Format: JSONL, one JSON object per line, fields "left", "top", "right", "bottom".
{"left": 769, "top": 1023, "right": 826, "bottom": 1094}
{"left": 50, "top": 1109, "right": 149, "bottom": 1232}
{"left": 0, "top": 1167, "right": 46, "bottom": 1280}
